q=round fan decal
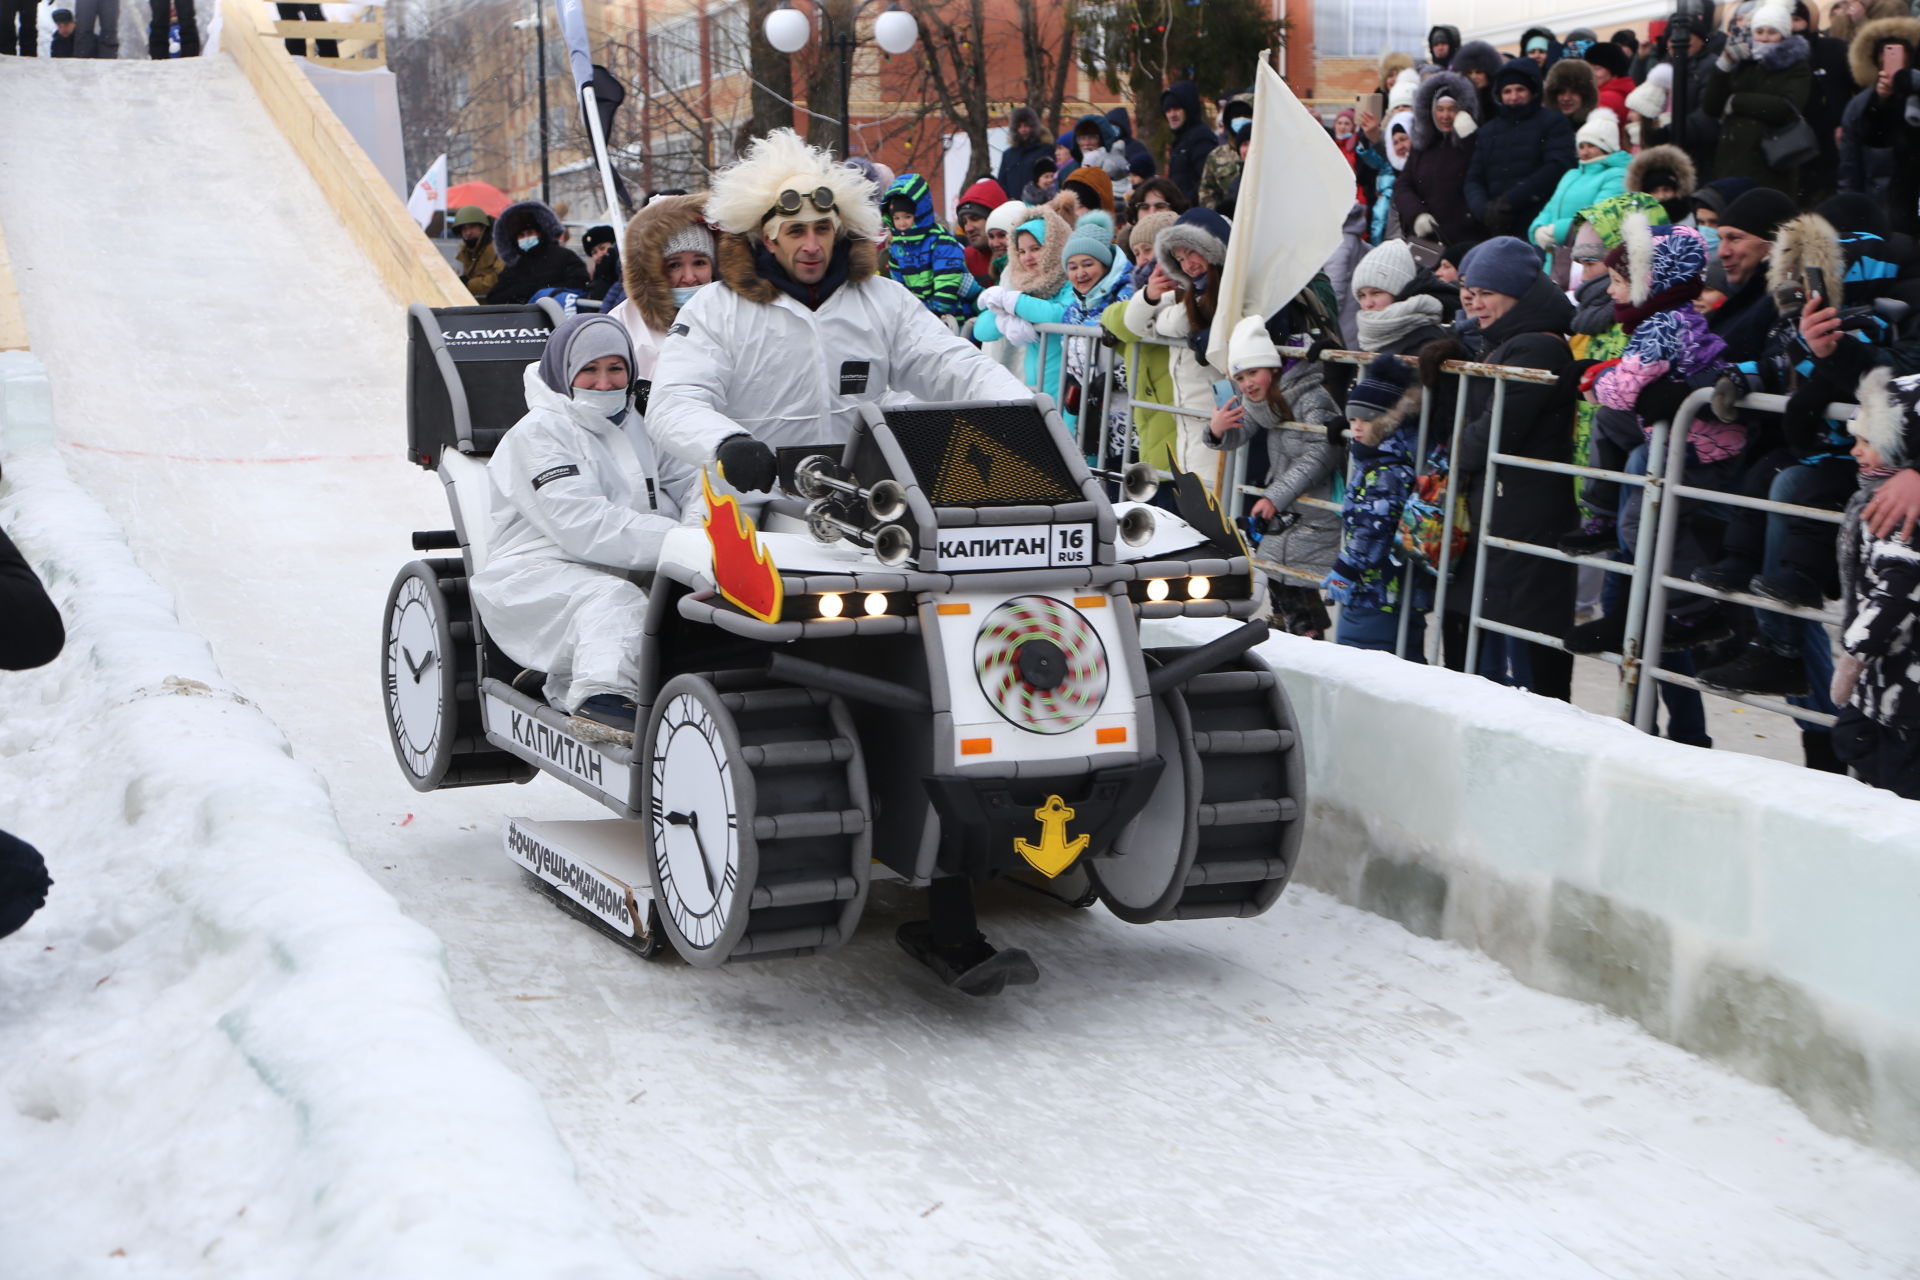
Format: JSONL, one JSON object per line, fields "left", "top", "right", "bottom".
{"left": 974, "top": 595, "right": 1109, "bottom": 735}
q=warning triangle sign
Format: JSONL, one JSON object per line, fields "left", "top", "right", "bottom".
{"left": 929, "top": 416, "right": 1077, "bottom": 505}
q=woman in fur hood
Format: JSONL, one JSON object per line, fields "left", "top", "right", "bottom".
{"left": 1703, "top": 2, "right": 1814, "bottom": 195}
{"left": 1545, "top": 57, "right": 1600, "bottom": 129}
{"left": 1120, "top": 208, "right": 1232, "bottom": 494}
{"left": 607, "top": 194, "right": 714, "bottom": 394}
{"left": 1850, "top": 14, "right": 1920, "bottom": 235}
{"left": 1396, "top": 70, "right": 1482, "bottom": 245}
{"left": 485, "top": 200, "right": 590, "bottom": 305}
{"left": 972, "top": 202, "right": 1075, "bottom": 412}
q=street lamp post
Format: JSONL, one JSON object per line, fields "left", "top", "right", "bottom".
{"left": 763, "top": 1, "right": 919, "bottom": 159}
{"left": 514, "top": 0, "right": 551, "bottom": 203}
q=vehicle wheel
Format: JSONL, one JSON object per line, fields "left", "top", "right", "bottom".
{"left": 1089, "top": 648, "right": 1305, "bottom": 922}
{"left": 641, "top": 674, "right": 871, "bottom": 967}
{"left": 381, "top": 558, "right": 537, "bottom": 792}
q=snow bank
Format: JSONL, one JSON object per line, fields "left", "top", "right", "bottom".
{"left": 1152, "top": 618, "right": 1920, "bottom": 1168}
{"left": 0, "top": 445, "right": 638, "bottom": 1277}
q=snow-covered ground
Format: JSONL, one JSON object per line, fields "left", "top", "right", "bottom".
{"left": 4, "top": 55, "right": 1920, "bottom": 1278}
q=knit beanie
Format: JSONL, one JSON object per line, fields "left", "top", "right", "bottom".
{"left": 1226, "top": 314, "right": 1282, "bottom": 377}
{"left": 1125, "top": 208, "right": 1178, "bottom": 253}
{"left": 1459, "top": 236, "right": 1542, "bottom": 298}
{"left": 536, "top": 313, "right": 634, "bottom": 396}
{"left": 1583, "top": 40, "right": 1630, "bottom": 77}
{"left": 1346, "top": 353, "right": 1418, "bottom": 420}
{"left": 1440, "top": 239, "right": 1481, "bottom": 270}
{"left": 1351, "top": 239, "right": 1420, "bottom": 300}
{"left": 1576, "top": 107, "right": 1622, "bottom": 153}
{"left": 1063, "top": 226, "right": 1115, "bottom": 269}
{"left": 1076, "top": 209, "right": 1116, "bottom": 243}
{"left": 1719, "top": 187, "right": 1798, "bottom": 240}
{"left": 1852, "top": 367, "right": 1920, "bottom": 470}
{"left": 1525, "top": 34, "right": 1549, "bottom": 53}
{"left": 1387, "top": 67, "right": 1421, "bottom": 113}
{"left": 662, "top": 221, "right": 716, "bottom": 261}
{"left": 1624, "top": 78, "right": 1669, "bottom": 120}
{"left": 985, "top": 199, "right": 1031, "bottom": 239}
{"left": 1748, "top": 2, "right": 1793, "bottom": 36}
{"left": 1063, "top": 165, "right": 1114, "bottom": 214}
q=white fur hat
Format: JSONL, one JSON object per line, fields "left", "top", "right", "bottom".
{"left": 1227, "top": 314, "right": 1282, "bottom": 377}
{"left": 1852, "top": 366, "right": 1920, "bottom": 470}
{"left": 1576, "top": 106, "right": 1621, "bottom": 153}
{"left": 705, "top": 128, "right": 882, "bottom": 244}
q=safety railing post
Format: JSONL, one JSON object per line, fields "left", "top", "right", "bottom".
{"left": 1428, "top": 368, "right": 1474, "bottom": 666}
{"left": 1616, "top": 414, "right": 1671, "bottom": 720}
{"left": 1633, "top": 391, "right": 1700, "bottom": 733}
{"left": 1393, "top": 392, "right": 1437, "bottom": 660}
{"left": 1463, "top": 378, "right": 1508, "bottom": 678}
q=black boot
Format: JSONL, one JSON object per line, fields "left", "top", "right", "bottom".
{"left": 1691, "top": 556, "right": 1759, "bottom": 594}
{"left": 1750, "top": 569, "right": 1824, "bottom": 611}
{"left": 1697, "top": 643, "right": 1810, "bottom": 696}
{"left": 1802, "top": 728, "right": 1845, "bottom": 774}
{"left": 1566, "top": 610, "right": 1627, "bottom": 655}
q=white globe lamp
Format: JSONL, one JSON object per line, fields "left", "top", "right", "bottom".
{"left": 764, "top": 6, "right": 811, "bottom": 53}
{"left": 873, "top": 8, "right": 918, "bottom": 54}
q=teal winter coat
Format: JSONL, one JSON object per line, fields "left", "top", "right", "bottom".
{"left": 1529, "top": 149, "right": 1631, "bottom": 247}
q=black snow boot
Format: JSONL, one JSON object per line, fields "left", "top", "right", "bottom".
{"left": 1697, "top": 643, "right": 1810, "bottom": 696}
{"left": 1663, "top": 604, "right": 1734, "bottom": 651}
{"left": 1749, "top": 569, "right": 1824, "bottom": 611}
{"left": 1691, "top": 556, "right": 1759, "bottom": 595}
{"left": 1802, "top": 728, "right": 1846, "bottom": 774}
{"left": 1566, "top": 610, "right": 1628, "bottom": 655}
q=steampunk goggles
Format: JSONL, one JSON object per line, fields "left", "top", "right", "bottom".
{"left": 764, "top": 186, "right": 838, "bottom": 224}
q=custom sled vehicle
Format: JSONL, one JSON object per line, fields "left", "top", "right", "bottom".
{"left": 381, "top": 301, "right": 1306, "bottom": 969}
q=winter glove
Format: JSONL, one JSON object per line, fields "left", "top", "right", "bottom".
{"left": 1554, "top": 359, "right": 1600, "bottom": 404}
{"left": 1188, "top": 327, "right": 1214, "bottom": 363}
{"left": 1832, "top": 655, "right": 1865, "bottom": 706}
{"left": 1452, "top": 111, "right": 1477, "bottom": 139}
{"left": 715, "top": 433, "right": 778, "bottom": 493}
{"left": 1534, "top": 223, "right": 1558, "bottom": 250}
{"left": 1481, "top": 196, "right": 1513, "bottom": 235}
{"left": 980, "top": 285, "right": 1019, "bottom": 315}
{"left": 1322, "top": 559, "right": 1363, "bottom": 606}
{"left": 1000, "top": 313, "right": 1039, "bottom": 347}
{"left": 1414, "top": 212, "right": 1438, "bottom": 239}
{"left": 1633, "top": 376, "right": 1693, "bottom": 426}
{"left": 1710, "top": 374, "right": 1744, "bottom": 423}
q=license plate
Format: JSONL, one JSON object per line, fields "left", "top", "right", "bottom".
{"left": 935, "top": 523, "right": 1092, "bottom": 572}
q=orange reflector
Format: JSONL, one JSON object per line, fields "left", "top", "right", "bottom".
{"left": 936, "top": 603, "right": 971, "bottom": 616}
{"left": 960, "top": 737, "right": 992, "bottom": 755}
{"left": 1095, "top": 727, "right": 1127, "bottom": 744}
{"left": 1073, "top": 595, "right": 1107, "bottom": 608}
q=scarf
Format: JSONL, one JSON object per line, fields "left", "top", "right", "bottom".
{"left": 1356, "top": 294, "right": 1444, "bottom": 350}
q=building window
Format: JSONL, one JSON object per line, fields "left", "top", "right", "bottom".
{"left": 1312, "top": 0, "right": 1428, "bottom": 58}
{"left": 647, "top": 16, "right": 701, "bottom": 91}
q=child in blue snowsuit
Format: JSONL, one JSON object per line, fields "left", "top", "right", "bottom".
{"left": 883, "top": 173, "right": 972, "bottom": 320}
{"left": 1325, "top": 354, "right": 1431, "bottom": 656}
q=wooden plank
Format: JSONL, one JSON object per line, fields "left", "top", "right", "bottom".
{"left": 221, "top": 0, "right": 468, "bottom": 309}
{"left": 266, "top": 20, "right": 382, "bottom": 39}
{"left": 0, "top": 220, "right": 30, "bottom": 351}
{"left": 304, "top": 54, "right": 387, "bottom": 70}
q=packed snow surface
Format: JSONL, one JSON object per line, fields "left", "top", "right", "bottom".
{"left": 4, "top": 55, "right": 1920, "bottom": 1278}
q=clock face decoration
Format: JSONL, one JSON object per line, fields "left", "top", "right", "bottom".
{"left": 382, "top": 566, "right": 455, "bottom": 786}
{"left": 647, "top": 687, "right": 746, "bottom": 959}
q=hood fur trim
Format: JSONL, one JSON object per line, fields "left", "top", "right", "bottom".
{"left": 705, "top": 128, "right": 881, "bottom": 244}
{"left": 1766, "top": 213, "right": 1846, "bottom": 312}
{"left": 1545, "top": 58, "right": 1598, "bottom": 113}
{"left": 1155, "top": 222, "right": 1230, "bottom": 289}
{"left": 1848, "top": 15, "right": 1920, "bottom": 85}
{"left": 714, "top": 231, "right": 878, "bottom": 304}
{"left": 1450, "top": 40, "right": 1505, "bottom": 80}
{"left": 1622, "top": 210, "right": 1656, "bottom": 306}
{"left": 494, "top": 200, "right": 567, "bottom": 267}
{"left": 1626, "top": 144, "right": 1697, "bottom": 196}
{"left": 1412, "top": 70, "right": 1479, "bottom": 150}
{"left": 621, "top": 194, "right": 711, "bottom": 335}
{"left": 1851, "top": 366, "right": 1911, "bottom": 468}
{"left": 1003, "top": 204, "right": 1072, "bottom": 297}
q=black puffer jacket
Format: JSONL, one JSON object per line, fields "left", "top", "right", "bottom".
{"left": 1396, "top": 71, "right": 1481, "bottom": 244}
{"left": 1464, "top": 58, "right": 1577, "bottom": 236}
{"left": 1427, "top": 275, "right": 1579, "bottom": 635}
{"left": 1162, "top": 81, "right": 1219, "bottom": 204}
{"left": 1858, "top": 67, "right": 1920, "bottom": 236}
{"left": 486, "top": 200, "right": 590, "bottom": 305}
{"left": 997, "top": 107, "right": 1053, "bottom": 199}
{"left": 1702, "top": 35, "right": 1813, "bottom": 194}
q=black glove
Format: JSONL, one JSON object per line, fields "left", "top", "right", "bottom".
{"left": 1187, "top": 327, "right": 1213, "bottom": 363}
{"left": 1634, "top": 377, "right": 1692, "bottom": 426}
{"left": 1303, "top": 333, "right": 1335, "bottom": 363}
{"left": 1554, "top": 359, "right": 1598, "bottom": 406}
{"left": 715, "top": 434, "right": 778, "bottom": 493}
{"left": 1481, "top": 196, "right": 1513, "bottom": 235}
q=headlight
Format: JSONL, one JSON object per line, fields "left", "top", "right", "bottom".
{"left": 1188, "top": 576, "right": 1210, "bottom": 599}
{"left": 817, "top": 592, "right": 844, "bottom": 619}
{"left": 1145, "top": 577, "right": 1170, "bottom": 602}
{"left": 863, "top": 592, "right": 888, "bottom": 617}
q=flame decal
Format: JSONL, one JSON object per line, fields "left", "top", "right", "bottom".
{"left": 701, "top": 467, "right": 784, "bottom": 623}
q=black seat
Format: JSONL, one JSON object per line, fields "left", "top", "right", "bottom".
{"left": 405, "top": 300, "right": 566, "bottom": 469}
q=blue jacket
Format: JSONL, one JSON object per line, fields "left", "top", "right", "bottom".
{"left": 1464, "top": 58, "right": 1577, "bottom": 233}
{"left": 883, "top": 173, "right": 971, "bottom": 317}
{"left": 1327, "top": 424, "right": 1430, "bottom": 614}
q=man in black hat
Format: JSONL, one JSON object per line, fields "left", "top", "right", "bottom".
{"left": 582, "top": 224, "right": 620, "bottom": 301}
{"left": 1710, "top": 186, "right": 1797, "bottom": 360}
{"left": 49, "top": 8, "right": 76, "bottom": 55}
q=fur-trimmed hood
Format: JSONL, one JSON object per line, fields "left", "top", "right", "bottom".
{"left": 494, "top": 200, "right": 567, "bottom": 267}
{"left": 1154, "top": 209, "right": 1231, "bottom": 290}
{"left": 1412, "top": 70, "right": 1478, "bottom": 150}
{"left": 1450, "top": 40, "right": 1504, "bottom": 81}
{"left": 620, "top": 193, "right": 712, "bottom": 335}
{"left": 1627, "top": 144, "right": 1697, "bottom": 196}
{"left": 1003, "top": 203, "right": 1072, "bottom": 297}
{"left": 713, "top": 230, "right": 879, "bottom": 304}
{"left": 1752, "top": 33, "right": 1811, "bottom": 70}
{"left": 1616, "top": 214, "right": 1710, "bottom": 305}
{"left": 1545, "top": 57, "right": 1598, "bottom": 116}
{"left": 1852, "top": 365, "right": 1920, "bottom": 468}
{"left": 1766, "top": 212, "right": 1846, "bottom": 312}
{"left": 1848, "top": 15, "right": 1920, "bottom": 86}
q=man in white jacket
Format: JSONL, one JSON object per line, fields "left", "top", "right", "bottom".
{"left": 647, "top": 129, "right": 1030, "bottom": 494}
{"left": 471, "top": 313, "right": 692, "bottom": 742}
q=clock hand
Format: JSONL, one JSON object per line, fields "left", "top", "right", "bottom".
{"left": 402, "top": 646, "right": 435, "bottom": 682}
{"left": 665, "top": 810, "right": 717, "bottom": 898}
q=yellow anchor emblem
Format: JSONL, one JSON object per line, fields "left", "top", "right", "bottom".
{"left": 1014, "top": 795, "right": 1089, "bottom": 878}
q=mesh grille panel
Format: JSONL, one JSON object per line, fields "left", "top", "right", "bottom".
{"left": 884, "top": 405, "right": 1079, "bottom": 507}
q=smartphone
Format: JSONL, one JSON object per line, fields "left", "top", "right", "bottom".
{"left": 1213, "top": 380, "right": 1238, "bottom": 410}
{"left": 1803, "top": 265, "right": 1828, "bottom": 308}
{"left": 1884, "top": 42, "right": 1908, "bottom": 72}
{"left": 1359, "top": 92, "right": 1384, "bottom": 120}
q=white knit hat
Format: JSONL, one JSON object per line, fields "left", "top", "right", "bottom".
{"left": 1624, "top": 78, "right": 1669, "bottom": 122}
{"left": 1576, "top": 107, "right": 1621, "bottom": 154}
{"left": 985, "top": 199, "right": 1031, "bottom": 239}
{"left": 1226, "top": 314, "right": 1283, "bottom": 377}
{"left": 1748, "top": 2, "right": 1793, "bottom": 35}
{"left": 1387, "top": 67, "right": 1421, "bottom": 113}
{"left": 1351, "top": 238, "right": 1419, "bottom": 301}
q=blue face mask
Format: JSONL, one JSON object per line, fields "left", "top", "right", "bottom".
{"left": 572, "top": 386, "right": 629, "bottom": 418}
{"left": 670, "top": 283, "right": 709, "bottom": 308}
{"left": 517, "top": 233, "right": 542, "bottom": 254}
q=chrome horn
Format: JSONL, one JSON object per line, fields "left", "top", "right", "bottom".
{"left": 793, "top": 453, "right": 908, "bottom": 523}
{"left": 804, "top": 498, "right": 917, "bottom": 567}
{"left": 1094, "top": 460, "right": 1160, "bottom": 503}
{"left": 1118, "top": 505, "right": 1157, "bottom": 547}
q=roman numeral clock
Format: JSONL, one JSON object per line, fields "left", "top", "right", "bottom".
{"left": 645, "top": 681, "right": 750, "bottom": 962}
{"left": 382, "top": 562, "right": 458, "bottom": 787}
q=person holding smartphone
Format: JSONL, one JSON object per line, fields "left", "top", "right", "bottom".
{"left": 1858, "top": 30, "right": 1919, "bottom": 236}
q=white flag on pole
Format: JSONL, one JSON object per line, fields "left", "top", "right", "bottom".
{"left": 406, "top": 153, "right": 448, "bottom": 230}
{"left": 1207, "top": 53, "right": 1357, "bottom": 368}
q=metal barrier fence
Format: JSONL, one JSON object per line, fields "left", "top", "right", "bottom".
{"left": 990, "top": 318, "right": 1862, "bottom": 735}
